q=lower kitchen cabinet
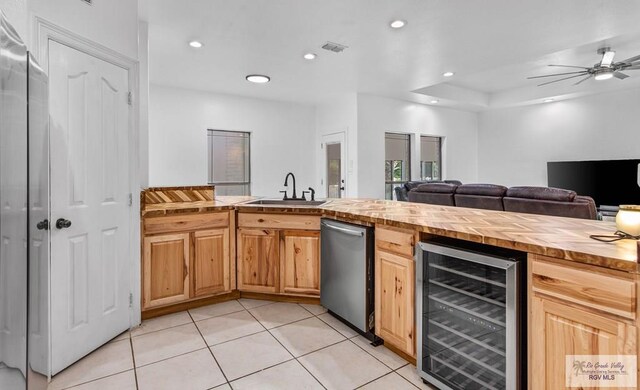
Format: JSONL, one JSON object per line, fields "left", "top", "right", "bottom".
{"left": 237, "top": 228, "right": 280, "bottom": 293}
{"left": 530, "top": 296, "right": 637, "bottom": 389}
{"left": 143, "top": 233, "right": 190, "bottom": 309}
{"left": 192, "top": 229, "right": 230, "bottom": 297}
{"left": 142, "top": 211, "right": 233, "bottom": 312}
{"left": 375, "top": 248, "right": 415, "bottom": 357}
{"left": 280, "top": 230, "right": 320, "bottom": 296}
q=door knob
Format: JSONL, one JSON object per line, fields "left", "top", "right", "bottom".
{"left": 55, "top": 218, "right": 72, "bottom": 229}
{"left": 36, "top": 219, "right": 49, "bottom": 231}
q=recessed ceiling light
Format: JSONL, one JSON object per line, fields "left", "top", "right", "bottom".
{"left": 390, "top": 20, "right": 406, "bottom": 29}
{"left": 246, "top": 74, "right": 271, "bottom": 84}
{"left": 189, "top": 40, "right": 203, "bottom": 48}
{"left": 443, "top": 71, "right": 455, "bottom": 77}
{"left": 303, "top": 53, "right": 317, "bottom": 60}
{"left": 543, "top": 98, "right": 554, "bottom": 103}
{"left": 430, "top": 99, "right": 439, "bottom": 104}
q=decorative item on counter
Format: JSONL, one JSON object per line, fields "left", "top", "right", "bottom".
{"left": 590, "top": 205, "right": 640, "bottom": 242}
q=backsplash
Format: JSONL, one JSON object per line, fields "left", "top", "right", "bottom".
{"left": 141, "top": 185, "right": 215, "bottom": 205}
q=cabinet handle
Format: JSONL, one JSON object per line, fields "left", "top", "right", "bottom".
{"left": 183, "top": 262, "right": 188, "bottom": 280}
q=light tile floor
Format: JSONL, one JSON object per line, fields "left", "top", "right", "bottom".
{"left": 48, "top": 299, "right": 436, "bottom": 390}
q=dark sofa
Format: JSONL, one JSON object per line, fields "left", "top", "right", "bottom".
{"left": 407, "top": 183, "right": 597, "bottom": 220}
{"left": 394, "top": 180, "right": 462, "bottom": 201}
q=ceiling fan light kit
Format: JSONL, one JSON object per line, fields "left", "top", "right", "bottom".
{"left": 527, "top": 47, "right": 640, "bottom": 86}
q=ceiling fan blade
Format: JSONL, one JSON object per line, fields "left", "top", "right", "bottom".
{"left": 538, "top": 73, "right": 589, "bottom": 86}
{"left": 548, "top": 64, "right": 591, "bottom": 70}
{"left": 600, "top": 50, "right": 616, "bottom": 67}
{"left": 573, "top": 74, "right": 593, "bottom": 85}
{"left": 613, "top": 72, "right": 629, "bottom": 79}
{"left": 527, "top": 71, "right": 588, "bottom": 80}
{"left": 623, "top": 65, "right": 640, "bottom": 70}
{"left": 618, "top": 54, "right": 640, "bottom": 64}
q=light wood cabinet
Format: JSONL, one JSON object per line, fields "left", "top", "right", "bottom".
{"left": 142, "top": 211, "right": 233, "bottom": 312}
{"left": 280, "top": 230, "right": 320, "bottom": 296}
{"left": 237, "top": 228, "right": 280, "bottom": 293}
{"left": 236, "top": 213, "right": 321, "bottom": 297}
{"left": 375, "top": 248, "right": 415, "bottom": 357}
{"left": 192, "top": 229, "right": 230, "bottom": 297}
{"left": 529, "top": 255, "right": 638, "bottom": 389}
{"left": 143, "top": 233, "right": 190, "bottom": 309}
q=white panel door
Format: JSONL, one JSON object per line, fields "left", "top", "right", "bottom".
{"left": 49, "top": 40, "right": 131, "bottom": 374}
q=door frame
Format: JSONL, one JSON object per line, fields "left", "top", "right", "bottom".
{"left": 32, "top": 17, "right": 141, "bottom": 332}
{"left": 320, "top": 131, "right": 347, "bottom": 199}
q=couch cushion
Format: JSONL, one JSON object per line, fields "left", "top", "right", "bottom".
{"left": 404, "top": 180, "right": 440, "bottom": 191}
{"left": 505, "top": 186, "right": 576, "bottom": 202}
{"left": 455, "top": 183, "right": 507, "bottom": 197}
{"left": 415, "top": 182, "right": 458, "bottom": 194}
{"left": 408, "top": 190, "right": 455, "bottom": 206}
{"left": 503, "top": 197, "right": 595, "bottom": 219}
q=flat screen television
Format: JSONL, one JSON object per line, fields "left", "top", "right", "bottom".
{"left": 547, "top": 159, "right": 640, "bottom": 207}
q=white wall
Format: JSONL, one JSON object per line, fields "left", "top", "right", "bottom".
{"left": 27, "top": 0, "right": 138, "bottom": 60}
{"left": 149, "top": 84, "right": 317, "bottom": 197}
{"left": 315, "top": 93, "right": 358, "bottom": 198}
{"left": 356, "top": 94, "right": 479, "bottom": 199}
{"left": 478, "top": 88, "right": 640, "bottom": 187}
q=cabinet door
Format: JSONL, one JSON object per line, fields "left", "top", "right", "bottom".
{"left": 530, "top": 297, "right": 637, "bottom": 389}
{"left": 143, "top": 233, "right": 190, "bottom": 309}
{"left": 237, "top": 229, "right": 279, "bottom": 293}
{"left": 192, "top": 229, "right": 230, "bottom": 297}
{"left": 375, "top": 249, "right": 415, "bottom": 356}
{"left": 280, "top": 231, "right": 320, "bottom": 296}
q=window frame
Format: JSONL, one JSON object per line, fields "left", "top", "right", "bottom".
{"left": 419, "top": 135, "right": 443, "bottom": 181}
{"left": 207, "top": 129, "right": 251, "bottom": 195}
{"left": 384, "top": 132, "right": 412, "bottom": 200}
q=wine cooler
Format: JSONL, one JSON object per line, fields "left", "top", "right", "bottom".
{"left": 416, "top": 240, "right": 526, "bottom": 390}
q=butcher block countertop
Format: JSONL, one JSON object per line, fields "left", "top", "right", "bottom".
{"left": 141, "top": 194, "right": 639, "bottom": 272}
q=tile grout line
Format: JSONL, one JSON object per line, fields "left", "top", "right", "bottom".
{"left": 244, "top": 304, "right": 329, "bottom": 390}
{"left": 54, "top": 337, "right": 135, "bottom": 390}
{"left": 305, "top": 305, "right": 422, "bottom": 389}
{"left": 129, "top": 335, "right": 140, "bottom": 390}
{"left": 57, "top": 369, "right": 135, "bottom": 390}
{"left": 187, "top": 310, "right": 232, "bottom": 388}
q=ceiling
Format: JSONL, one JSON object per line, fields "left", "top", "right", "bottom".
{"left": 143, "top": 0, "right": 640, "bottom": 110}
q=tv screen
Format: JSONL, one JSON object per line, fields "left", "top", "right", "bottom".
{"left": 547, "top": 159, "right": 640, "bottom": 207}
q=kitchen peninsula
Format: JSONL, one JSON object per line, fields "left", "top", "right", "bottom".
{"left": 140, "top": 186, "right": 639, "bottom": 389}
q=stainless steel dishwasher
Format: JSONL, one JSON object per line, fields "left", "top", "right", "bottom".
{"left": 320, "top": 218, "right": 376, "bottom": 340}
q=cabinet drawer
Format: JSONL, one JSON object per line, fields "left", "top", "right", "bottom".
{"left": 375, "top": 225, "right": 416, "bottom": 258}
{"left": 144, "top": 212, "right": 229, "bottom": 235}
{"left": 530, "top": 256, "right": 636, "bottom": 320}
{"left": 238, "top": 213, "right": 320, "bottom": 230}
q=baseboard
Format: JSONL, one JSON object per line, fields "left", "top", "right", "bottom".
{"left": 239, "top": 291, "right": 320, "bottom": 305}
{"left": 141, "top": 291, "right": 240, "bottom": 320}
{"left": 140, "top": 290, "right": 320, "bottom": 320}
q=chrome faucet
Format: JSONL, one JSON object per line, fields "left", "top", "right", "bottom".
{"left": 283, "top": 172, "right": 299, "bottom": 200}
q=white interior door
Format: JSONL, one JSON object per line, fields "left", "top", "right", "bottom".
{"left": 321, "top": 132, "right": 346, "bottom": 198}
{"left": 49, "top": 40, "right": 131, "bottom": 374}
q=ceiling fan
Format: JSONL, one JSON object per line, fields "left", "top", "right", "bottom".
{"left": 527, "top": 47, "right": 640, "bottom": 86}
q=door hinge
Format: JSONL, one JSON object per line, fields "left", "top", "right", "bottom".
{"left": 321, "top": 143, "right": 324, "bottom": 149}
{"left": 127, "top": 92, "right": 133, "bottom": 105}
{"left": 129, "top": 293, "right": 133, "bottom": 308}
{"left": 128, "top": 193, "right": 133, "bottom": 206}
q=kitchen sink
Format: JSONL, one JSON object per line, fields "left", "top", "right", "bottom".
{"left": 246, "top": 199, "right": 326, "bottom": 206}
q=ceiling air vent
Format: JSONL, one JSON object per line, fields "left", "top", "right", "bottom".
{"left": 321, "top": 41, "right": 348, "bottom": 53}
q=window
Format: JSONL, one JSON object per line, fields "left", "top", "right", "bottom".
{"left": 420, "top": 136, "right": 442, "bottom": 181}
{"left": 207, "top": 130, "right": 250, "bottom": 195}
{"left": 384, "top": 133, "right": 411, "bottom": 200}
